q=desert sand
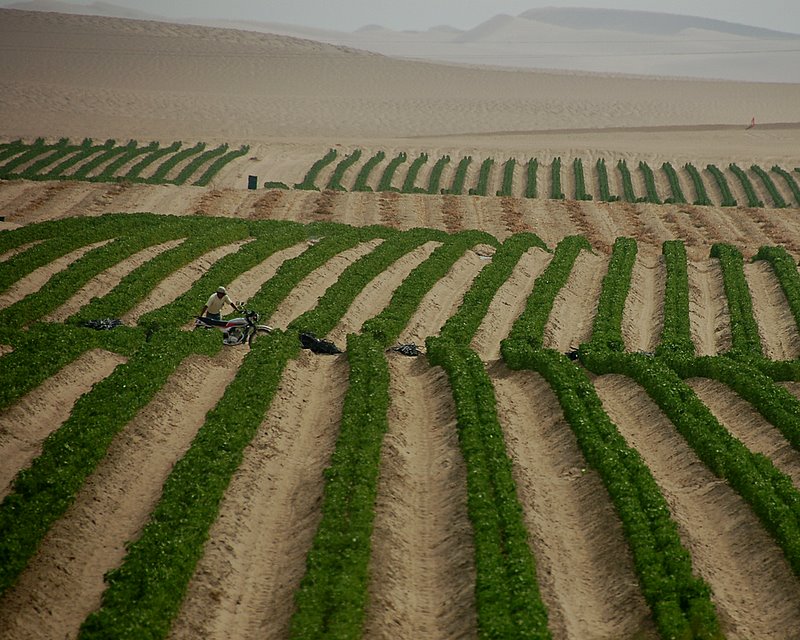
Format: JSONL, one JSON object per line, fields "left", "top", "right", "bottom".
{"left": 2, "top": 7, "right": 800, "bottom": 640}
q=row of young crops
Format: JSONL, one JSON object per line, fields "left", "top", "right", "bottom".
{"left": 0, "top": 138, "right": 249, "bottom": 186}
{"left": 268, "top": 147, "right": 800, "bottom": 210}
{"left": 2, "top": 213, "right": 800, "bottom": 638}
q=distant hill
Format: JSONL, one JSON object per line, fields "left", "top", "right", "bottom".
{"left": 519, "top": 7, "right": 800, "bottom": 39}
{"left": 6, "top": 0, "right": 161, "bottom": 21}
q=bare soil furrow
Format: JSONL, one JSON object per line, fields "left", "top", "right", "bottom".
{"left": 1, "top": 181, "right": 72, "bottom": 221}
{"left": 400, "top": 249, "right": 487, "bottom": 345}
{"left": 743, "top": 262, "right": 800, "bottom": 360}
{"left": 492, "top": 366, "right": 656, "bottom": 640}
{"left": 688, "top": 259, "right": 732, "bottom": 356}
{"left": 45, "top": 238, "right": 186, "bottom": 322}
{"left": 594, "top": 374, "right": 800, "bottom": 639}
{"left": 268, "top": 238, "right": 383, "bottom": 328}
{"left": 0, "top": 239, "right": 42, "bottom": 263}
{"left": 0, "top": 349, "right": 243, "bottom": 639}
{"left": 0, "top": 238, "right": 112, "bottom": 310}
{"left": 687, "top": 378, "right": 800, "bottom": 487}
{"left": 0, "top": 180, "right": 36, "bottom": 211}
{"left": 0, "top": 349, "right": 127, "bottom": 500}
{"left": 542, "top": 249, "right": 607, "bottom": 353}
{"left": 364, "top": 357, "right": 477, "bottom": 640}
{"left": 228, "top": 241, "right": 312, "bottom": 304}
{"left": 246, "top": 189, "right": 286, "bottom": 220}
{"left": 191, "top": 188, "right": 250, "bottom": 217}
{"left": 13, "top": 182, "right": 99, "bottom": 223}
{"left": 622, "top": 252, "right": 665, "bottom": 353}
{"left": 471, "top": 247, "right": 552, "bottom": 360}
{"left": 168, "top": 352, "right": 347, "bottom": 640}
{"left": 327, "top": 240, "right": 441, "bottom": 345}
{"left": 121, "top": 239, "right": 251, "bottom": 324}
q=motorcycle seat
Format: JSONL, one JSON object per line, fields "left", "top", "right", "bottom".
{"left": 196, "top": 316, "right": 230, "bottom": 327}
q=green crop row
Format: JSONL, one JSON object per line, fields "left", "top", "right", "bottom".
{"left": 503, "top": 344, "right": 721, "bottom": 640}
{"left": 80, "top": 330, "right": 298, "bottom": 639}
{"left": 401, "top": 152, "right": 429, "bottom": 193}
{"left": 525, "top": 158, "right": 538, "bottom": 198}
{"left": 439, "top": 232, "right": 548, "bottom": 346}
{"left": 584, "top": 349, "right": 800, "bottom": 580}
{"left": 729, "top": 164, "right": 763, "bottom": 208}
{"left": 588, "top": 237, "right": 637, "bottom": 352}
{"left": 376, "top": 152, "right": 407, "bottom": 192}
{"left": 327, "top": 149, "right": 364, "bottom": 192}
{"left": 684, "top": 163, "right": 712, "bottom": 206}
{"left": 70, "top": 221, "right": 252, "bottom": 325}
{"left": 706, "top": 165, "right": 737, "bottom": 207}
{"left": 0, "top": 138, "right": 245, "bottom": 186}
{"left": 596, "top": 158, "right": 618, "bottom": 202}
{"left": 772, "top": 166, "right": 800, "bottom": 206}
{"left": 751, "top": 165, "right": 788, "bottom": 208}
{"left": 639, "top": 161, "right": 662, "bottom": 204}
{"left": 617, "top": 160, "right": 642, "bottom": 203}
{"left": 443, "top": 155, "right": 472, "bottom": 195}
{"left": 361, "top": 229, "right": 498, "bottom": 345}
{"left": 496, "top": 158, "right": 516, "bottom": 197}
{"left": 506, "top": 236, "right": 592, "bottom": 347}
{"left": 656, "top": 240, "right": 694, "bottom": 355}
{"left": 352, "top": 151, "right": 385, "bottom": 192}
{"left": 709, "top": 243, "right": 762, "bottom": 357}
{"left": 572, "top": 158, "right": 592, "bottom": 201}
{"left": 289, "top": 333, "right": 389, "bottom": 639}
{"left": 427, "top": 155, "right": 450, "bottom": 194}
{"left": 660, "top": 163, "right": 687, "bottom": 205}
{"left": 469, "top": 157, "right": 495, "bottom": 196}
{"left": 0, "top": 327, "right": 220, "bottom": 598}
{"left": 549, "top": 157, "right": 565, "bottom": 200}
{"left": 294, "top": 148, "right": 338, "bottom": 190}
{"left": 754, "top": 245, "right": 800, "bottom": 334}
{"left": 428, "top": 339, "right": 551, "bottom": 639}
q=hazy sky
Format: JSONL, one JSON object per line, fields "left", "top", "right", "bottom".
{"left": 3, "top": 0, "right": 799, "bottom": 34}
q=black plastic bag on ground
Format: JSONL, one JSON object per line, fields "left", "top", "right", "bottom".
{"left": 388, "top": 343, "right": 423, "bottom": 356}
{"left": 299, "top": 331, "right": 343, "bottom": 355}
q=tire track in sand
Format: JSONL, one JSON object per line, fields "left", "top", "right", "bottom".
{"left": 169, "top": 352, "right": 348, "bottom": 640}
{"left": 743, "top": 261, "right": 800, "bottom": 361}
{"left": 0, "top": 239, "right": 113, "bottom": 310}
{"left": 492, "top": 366, "right": 657, "bottom": 640}
{"left": 542, "top": 249, "right": 608, "bottom": 353}
{"left": 364, "top": 356, "right": 477, "bottom": 640}
{"left": 121, "top": 239, "right": 252, "bottom": 324}
{"left": 687, "top": 379, "right": 800, "bottom": 488}
{"left": 594, "top": 374, "right": 800, "bottom": 639}
{"left": 44, "top": 238, "right": 186, "bottom": 322}
{"left": 0, "top": 349, "right": 127, "bottom": 500}
{"left": 622, "top": 252, "right": 665, "bottom": 353}
{"left": 0, "top": 348, "right": 243, "bottom": 640}
{"left": 471, "top": 247, "right": 552, "bottom": 361}
{"left": 400, "top": 249, "right": 488, "bottom": 345}
{"left": 688, "top": 259, "right": 732, "bottom": 356}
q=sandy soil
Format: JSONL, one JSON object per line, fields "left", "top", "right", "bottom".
{"left": 365, "top": 357, "right": 477, "bottom": 639}
{"left": 471, "top": 246, "right": 552, "bottom": 360}
{"left": 492, "top": 365, "right": 657, "bottom": 640}
{"left": 688, "top": 259, "right": 732, "bottom": 356}
{"left": 0, "top": 348, "right": 243, "bottom": 639}
{"left": 0, "top": 348, "right": 126, "bottom": 499}
{"left": 594, "top": 374, "right": 800, "bottom": 639}
{"left": 542, "top": 249, "right": 607, "bottom": 352}
{"left": 2, "top": 7, "right": 800, "bottom": 639}
{"left": 168, "top": 352, "right": 347, "bottom": 640}
{"left": 0, "top": 239, "right": 112, "bottom": 310}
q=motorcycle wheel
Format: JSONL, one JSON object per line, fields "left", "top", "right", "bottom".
{"left": 247, "top": 327, "right": 270, "bottom": 348}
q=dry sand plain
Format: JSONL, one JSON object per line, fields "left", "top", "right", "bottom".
{"left": 2, "top": 8, "right": 800, "bottom": 640}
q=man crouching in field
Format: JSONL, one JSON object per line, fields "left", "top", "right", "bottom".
{"left": 200, "top": 286, "right": 241, "bottom": 320}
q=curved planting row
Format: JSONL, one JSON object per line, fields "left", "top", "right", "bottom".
{"left": 0, "top": 138, "right": 248, "bottom": 186}
{"left": 265, "top": 149, "right": 800, "bottom": 209}
{"left": 3, "top": 214, "right": 800, "bottom": 639}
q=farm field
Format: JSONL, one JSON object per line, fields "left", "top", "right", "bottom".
{"left": 2, "top": 7, "right": 800, "bottom": 640}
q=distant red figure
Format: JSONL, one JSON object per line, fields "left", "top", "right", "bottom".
{"left": 746, "top": 116, "right": 756, "bottom": 130}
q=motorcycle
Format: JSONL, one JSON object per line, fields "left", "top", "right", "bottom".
{"left": 194, "top": 308, "right": 273, "bottom": 347}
